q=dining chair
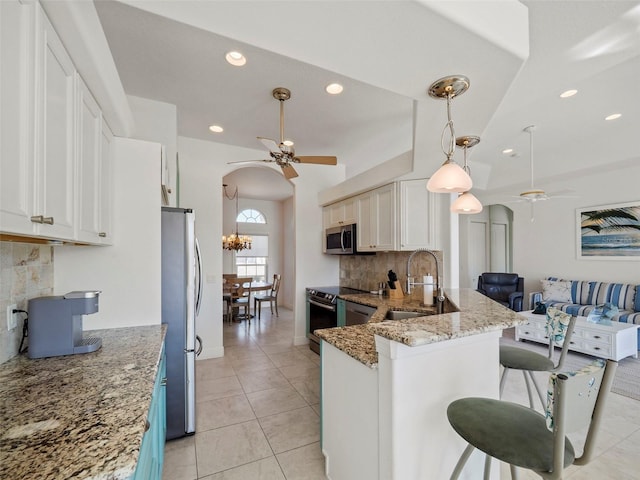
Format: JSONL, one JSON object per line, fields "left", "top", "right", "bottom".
{"left": 447, "top": 358, "right": 617, "bottom": 479}
{"left": 230, "top": 277, "right": 252, "bottom": 323}
{"left": 500, "top": 306, "right": 577, "bottom": 409}
{"left": 253, "top": 274, "right": 281, "bottom": 321}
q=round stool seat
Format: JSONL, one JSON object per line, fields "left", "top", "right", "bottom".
{"left": 447, "top": 397, "right": 575, "bottom": 472}
{"left": 500, "top": 345, "right": 555, "bottom": 371}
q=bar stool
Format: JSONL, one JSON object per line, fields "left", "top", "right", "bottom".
{"left": 447, "top": 358, "right": 617, "bottom": 479}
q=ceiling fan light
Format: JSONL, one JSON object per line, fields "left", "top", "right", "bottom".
{"left": 451, "top": 191, "right": 483, "bottom": 214}
{"left": 225, "top": 51, "right": 246, "bottom": 66}
{"left": 426, "top": 161, "right": 473, "bottom": 193}
{"left": 282, "top": 140, "right": 294, "bottom": 146}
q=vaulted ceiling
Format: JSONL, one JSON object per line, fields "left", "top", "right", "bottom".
{"left": 94, "top": 0, "right": 640, "bottom": 201}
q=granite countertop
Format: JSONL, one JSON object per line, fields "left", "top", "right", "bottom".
{"left": 315, "top": 289, "right": 526, "bottom": 368}
{"left": 0, "top": 325, "right": 167, "bottom": 480}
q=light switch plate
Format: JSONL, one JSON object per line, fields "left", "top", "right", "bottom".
{"left": 6, "top": 304, "right": 17, "bottom": 331}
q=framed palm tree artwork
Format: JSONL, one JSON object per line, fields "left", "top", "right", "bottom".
{"left": 577, "top": 201, "right": 640, "bottom": 259}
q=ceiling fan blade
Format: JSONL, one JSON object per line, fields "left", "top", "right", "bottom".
{"left": 281, "top": 163, "right": 299, "bottom": 179}
{"left": 227, "top": 159, "right": 272, "bottom": 165}
{"left": 295, "top": 155, "right": 338, "bottom": 165}
{"left": 258, "top": 137, "right": 280, "bottom": 153}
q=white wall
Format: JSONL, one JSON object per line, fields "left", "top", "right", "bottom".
{"left": 480, "top": 162, "right": 640, "bottom": 306}
{"left": 54, "top": 137, "right": 162, "bottom": 329}
{"left": 127, "top": 95, "right": 178, "bottom": 207}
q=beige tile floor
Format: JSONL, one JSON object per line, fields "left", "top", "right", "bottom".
{"left": 163, "top": 308, "right": 640, "bottom": 480}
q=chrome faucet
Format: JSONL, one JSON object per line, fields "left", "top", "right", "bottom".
{"left": 406, "top": 249, "right": 445, "bottom": 312}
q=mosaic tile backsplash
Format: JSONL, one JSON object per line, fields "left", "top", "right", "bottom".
{"left": 339, "top": 250, "right": 443, "bottom": 303}
{"left": 0, "top": 241, "right": 54, "bottom": 364}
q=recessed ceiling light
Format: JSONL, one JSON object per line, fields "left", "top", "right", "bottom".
{"left": 325, "top": 83, "right": 344, "bottom": 95}
{"left": 283, "top": 140, "right": 294, "bottom": 146}
{"left": 502, "top": 148, "right": 513, "bottom": 154}
{"left": 560, "top": 89, "right": 578, "bottom": 98}
{"left": 605, "top": 113, "right": 621, "bottom": 121}
{"left": 225, "top": 51, "right": 246, "bottom": 66}
{"left": 209, "top": 125, "right": 224, "bottom": 133}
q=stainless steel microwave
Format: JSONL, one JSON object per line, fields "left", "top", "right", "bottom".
{"left": 325, "top": 224, "right": 372, "bottom": 255}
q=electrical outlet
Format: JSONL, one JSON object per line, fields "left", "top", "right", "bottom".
{"left": 6, "top": 304, "right": 17, "bottom": 331}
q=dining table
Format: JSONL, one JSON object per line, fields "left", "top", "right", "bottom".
{"left": 223, "top": 279, "right": 273, "bottom": 321}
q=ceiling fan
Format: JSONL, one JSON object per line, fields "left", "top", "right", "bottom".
{"left": 228, "top": 87, "right": 338, "bottom": 179}
{"left": 506, "top": 125, "right": 576, "bottom": 221}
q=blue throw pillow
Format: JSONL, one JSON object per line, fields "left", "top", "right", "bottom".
{"left": 586, "top": 302, "right": 618, "bottom": 326}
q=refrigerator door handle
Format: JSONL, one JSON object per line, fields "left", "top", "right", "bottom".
{"left": 195, "top": 238, "right": 203, "bottom": 316}
{"left": 195, "top": 335, "right": 203, "bottom": 356}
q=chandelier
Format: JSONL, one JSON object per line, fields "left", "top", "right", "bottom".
{"left": 222, "top": 184, "right": 252, "bottom": 251}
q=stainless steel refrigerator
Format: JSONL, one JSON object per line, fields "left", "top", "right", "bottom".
{"left": 161, "top": 207, "right": 203, "bottom": 439}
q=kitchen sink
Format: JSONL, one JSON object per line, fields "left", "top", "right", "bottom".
{"left": 384, "top": 310, "right": 426, "bottom": 321}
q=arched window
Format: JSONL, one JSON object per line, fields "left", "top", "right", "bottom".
{"left": 237, "top": 208, "right": 266, "bottom": 224}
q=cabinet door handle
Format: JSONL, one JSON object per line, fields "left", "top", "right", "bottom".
{"left": 42, "top": 217, "right": 54, "bottom": 225}
{"left": 98, "top": 232, "right": 107, "bottom": 238}
{"left": 594, "top": 347, "right": 600, "bottom": 350}
{"left": 144, "top": 420, "right": 150, "bottom": 432}
{"left": 593, "top": 335, "right": 601, "bottom": 339}
{"left": 30, "top": 215, "right": 44, "bottom": 224}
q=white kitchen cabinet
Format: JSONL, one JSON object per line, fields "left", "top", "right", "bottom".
{"left": 0, "top": 0, "right": 36, "bottom": 237}
{"left": 323, "top": 197, "right": 357, "bottom": 229}
{"left": 76, "top": 76, "right": 101, "bottom": 243}
{"left": 33, "top": 5, "right": 76, "bottom": 240}
{"left": 0, "top": 2, "right": 114, "bottom": 245}
{"left": 357, "top": 183, "right": 396, "bottom": 252}
{"left": 76, "top": 77, "right": 113, "bottom": 245}
{"left": 99, "top": 123, "right": 114, "bottom": 244}
{"left": 398, "top": 179, "right": 436, "bottom": 250}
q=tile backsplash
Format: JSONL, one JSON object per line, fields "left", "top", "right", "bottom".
{"left": 0, "top": 241, "right": 54, "bottom": 363}
{"left": 340, "top": 250, "right": 442, "bottom": 303}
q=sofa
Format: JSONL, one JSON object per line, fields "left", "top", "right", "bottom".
{"left": 530, "top": 276, "right": 640, "bottom": 345}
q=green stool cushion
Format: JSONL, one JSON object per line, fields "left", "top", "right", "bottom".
{"left": 447, "top": 397, "right": 575, "bottom": 472}
{"left": 500, "top": 345, "right": 555, "bottom": 371}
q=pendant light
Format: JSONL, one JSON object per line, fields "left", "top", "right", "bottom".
{"left": 450, "top": 136, "right": 483, "bottom": 214}
{"left": 426, "top": 75, "right": 473, "bottom": 193}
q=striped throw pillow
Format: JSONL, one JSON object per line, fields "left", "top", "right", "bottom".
{"left": 608, "top": 283, "right": 636, "bottom": 311}
{"left": 572, "top": 281, "right": 591, "bottom": 304}
{"left": 588, "top": 282, "right": 611, "bottom": 306}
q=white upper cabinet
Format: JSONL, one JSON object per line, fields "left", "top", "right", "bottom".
{"left": 99, "top": 123, "right": 113, "bottom": 244}
{"left": 0, "top": 0, "right": 35, "bottom": 237}
{"left": 34, "top": 6, "right": 76, "bottom": 240}
{"left": 323, "top": 197, "right": 357, "bottom": 229}
{"left": 357, "top": 183, "right": 396, "bottom": 252}
{"left": 0, "top": 1, "right": 114, "bottom": 245}
{"left": 398, "top": 179, "right": 436, "bottom": 250}
{"left": 76, "top": 76, "right": 103, "bottom": 243}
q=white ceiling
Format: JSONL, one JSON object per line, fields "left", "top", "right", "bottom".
{"left": 94, "top": 0, "right": 640, "bottom": 202}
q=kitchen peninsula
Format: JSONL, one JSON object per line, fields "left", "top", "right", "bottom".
{"left": 316, "top": 289, "right": 526, "bottom": 480}
{"left": 0, "top": 325, "right": 166, "bottom": 479}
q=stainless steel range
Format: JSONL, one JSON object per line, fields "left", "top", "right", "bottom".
{"left": 306, "top": 286, "right": 366, "bottom": 354}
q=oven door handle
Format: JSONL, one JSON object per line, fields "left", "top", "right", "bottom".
{"left": 308, "top": 299, "right": 337, "bottom": 311}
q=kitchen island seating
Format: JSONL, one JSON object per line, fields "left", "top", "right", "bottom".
{"left": 477, "top": 272, "right": 524, "bottom": 311}
{"left": 500, "top": 307, "right": 577, "bottom": 409}
{"left": 448, "top": 358, "right": 617, "bottom": 480}
{"left": 253, "top": 273, "right": 281, "bottom": 321}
